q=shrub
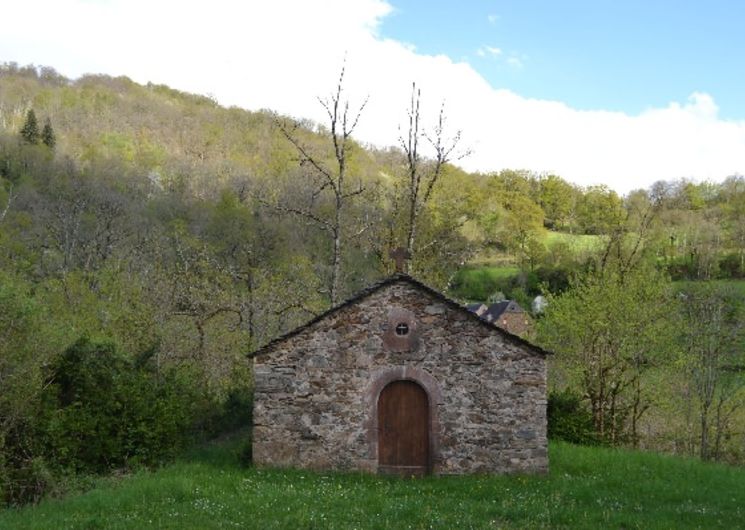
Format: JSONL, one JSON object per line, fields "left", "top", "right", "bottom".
{"left": 238, "top": 439, "right": 253, "bottom": 468}
{"left": 41, "top": 337, "right": 198, "bottom": 474}
{"left": 194, "top": 385, "right": 254, "bottom": 439}
{"left": 450, "top": 267, "right": 506, "bottom": 301}
{"left": 718, "top": 252, "right": 745, "bottom": 279}
{"left": 218, "top": 387, "right": 254, "bottom": 434}
{"left": 534, "top": 265, "right": 571, "bottom": 294}
{"left": 0, "top": 423, "right": 55, "bottom": 506}
{"left": 547, "top": 389, "right": 602, "bottom": 446}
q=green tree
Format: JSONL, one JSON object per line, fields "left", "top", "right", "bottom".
{"left": 41, "top": 118, "right": 56, "bottom": 149}
{"left": 538, "top": 174, "right": 578, "bottom": 232}
{"left": 501, "top": 194, "right": 545, "bottom": 268}
{"left": 678, "top": 284, "right": 745, "bottom": 461}
{"left": 0, "top": 272, "right": 56, "bottom": 505}
{"left": 576, "top": 185, "right": 624, "bottom": 235}
{"left": 718, "top": 175, "right": 745, "bottom": 276}
{"left": 538, "top": 264, "right": 675, "bottom": 445}
{"left": 20, "top": 109, "right": 39, "bottom": 144}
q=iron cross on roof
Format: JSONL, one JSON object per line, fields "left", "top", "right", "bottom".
{"left": 389, "top": 247, "right": 411, "bottom": 273}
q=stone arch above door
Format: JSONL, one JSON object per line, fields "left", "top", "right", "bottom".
{"left": 364, "top": 366, "right": 442, "bottom": 472}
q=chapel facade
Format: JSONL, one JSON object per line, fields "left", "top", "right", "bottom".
{"left": 252, "top": 274, "right": 548, "bottom": 475}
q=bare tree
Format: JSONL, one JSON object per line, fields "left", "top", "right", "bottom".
{"left": 680, "top": 284, "right": 745, "bottom": 460}
{"left": 0, "top": 182, "right": 14, "bottom": 223}
{"left": 398, "top": 83, "right": 469, "bottom": 261}
{"left": 263, "top": 64, "right": 367, "bottom": 305}
{"left": 598, "top": 191, "right": 657, "bottom": 279}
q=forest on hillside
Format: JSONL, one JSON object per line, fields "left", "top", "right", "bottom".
{"left": 0, "top": 63, "right": 743, "bottom": 506}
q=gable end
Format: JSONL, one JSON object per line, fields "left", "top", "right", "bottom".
{"left": 249, "top": 274, "right": 551, "bottom": 358}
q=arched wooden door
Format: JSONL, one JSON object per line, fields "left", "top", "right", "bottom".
{"left": 377, "top": 380, "right": 430, "bottom": 475}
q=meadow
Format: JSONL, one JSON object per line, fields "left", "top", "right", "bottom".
{"left": 543, "top": 231, "right": 603, "bottom": 252}
{"left": 450, "top": 232, "right": 604, "bottom": 302}
{"left": 449, "top": 265, "right": 521, "bottom": 301}
{"left": 1, "top": 432, "right": 743, "bottom": 529}
{"left": 672, "top": 278, "right": 745, "bottom": 296}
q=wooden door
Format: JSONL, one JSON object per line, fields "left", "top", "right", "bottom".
{"left": 377, "top": 380, "right": 430, "bottom": 475}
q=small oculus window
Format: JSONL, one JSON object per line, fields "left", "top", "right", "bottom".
{"left": 394, "top": 322, "right": 410, "bottom": 336}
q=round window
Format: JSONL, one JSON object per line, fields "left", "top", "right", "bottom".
{"left": 394, "top": 322, "right": 410, "bottom": 336}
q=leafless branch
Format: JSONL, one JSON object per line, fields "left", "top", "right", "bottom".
{"left": 273, "top": 301, "right": 320, "bottom": 318}
{"left": 0, "top": 183, "right": 15, "bottom": 223}
{"left": 342, "top": 183, "right": 366, "bottom": 200}
{"left": 276, "top": 119, "right": 337, "bottom": 191}
{"left": 398, "top": 83, "right": 470, "bottom": 257}
{"left": 271, "top": 61, "right": 368, "bottom": 304}
{"left": 348, "top": 96, "right": 369, "bottom": 136}
{"left": 253, "top": 195, "right": 334, "bottom": 232}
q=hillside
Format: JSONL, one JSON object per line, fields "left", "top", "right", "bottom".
{"left": 1, "top": 433, "right": 743, "bottom": 529}
{"left": 4, "top": 62, "right": 743, "bottom": 290}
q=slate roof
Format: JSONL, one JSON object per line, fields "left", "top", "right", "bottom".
{"left": 466, "top": 303, "right": 488, "bottom": 316}
{"left": 481, "top": 300, "right": 524, "bottom": 324}
{"left": 249, "top": 273, "right": 550, "bottom": 358}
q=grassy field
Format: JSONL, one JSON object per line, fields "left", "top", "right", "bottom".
{"left": 724, "top": 279, "right": 745, "bottom": 295}
{"left": 451, "top": 231, "right": 604, "bottom": 302}
{"left": 2, "top": 434, "right": 744, "bottom": 529}
{"left": 544, "top": 231, "right": 604, "bottom": 253}
{"left": 449, "top": 265, "right": 521, "bottom": 301}
{"left": 673, "top": 278, "right": 745, "bottom": 296}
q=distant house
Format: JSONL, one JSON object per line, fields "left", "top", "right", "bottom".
{"left": 470, "top": 300, "right": 533, "bottom": 337}
{"left": 466, "top": 302, "right": 488, "bottom": 316}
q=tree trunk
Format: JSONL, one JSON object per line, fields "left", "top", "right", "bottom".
{"left": 700, "top": 406, "right": 710, "bottom": 460}
{"left": 406, "top": 198, "right": 417, "bottom": 259}
{"left": 330, "top": 220, "right": 341, "bottom": 305}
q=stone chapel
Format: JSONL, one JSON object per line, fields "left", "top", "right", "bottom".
{"left": 251, "top": 274, "right": 549, "bottom": 475}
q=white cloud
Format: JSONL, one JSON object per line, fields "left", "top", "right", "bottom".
{"left": 477, "top": 45, "right": 503, "bottom": 58}
{"left": 506, "top": 56, "right": 524, "bottom": 68}
{"left": 2, "top": 0, "right": 745, "bottom": 193}
{"left": 487, "top": 14, "right": 499, "bottom": 24}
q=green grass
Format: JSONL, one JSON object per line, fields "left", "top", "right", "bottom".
{"left": 727, "top": 279, "right": 745, "bottom": 295}
{"left": 544, "top": 231, "right": 604, "bottom": 253}
{"left": 672, "top": 279, "right": 745, "bottom": 296}
{"left": 2, "top": 435, "right": 744, "bottom": 529}
{"left": 449, "top": 266, "right": 521, "bottom": 301}
{"left": 451, "top": 231, "right": 603, "bottom": 301}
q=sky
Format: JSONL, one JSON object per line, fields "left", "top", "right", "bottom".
{"left": 2, "top": 0, "right": 745, "bottom": 193}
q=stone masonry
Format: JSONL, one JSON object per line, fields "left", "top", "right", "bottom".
{"left": 496, "top": 308, "right": 534, "bottom": 338}
{"left": 252, "top": 275, "right": 548, "bottom": 475}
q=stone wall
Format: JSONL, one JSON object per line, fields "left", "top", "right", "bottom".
{"left": 253, "top": 279, "right": 548, "bottom": 475}
{"left": 496, "top": 311, "right": 534, "bottom": 338}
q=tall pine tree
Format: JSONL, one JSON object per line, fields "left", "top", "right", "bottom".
{"left": 20, "top": 109, "right": 39, "bottom": 144}
{"left": 41, "top": 117, "right": 56, "bottom": 149}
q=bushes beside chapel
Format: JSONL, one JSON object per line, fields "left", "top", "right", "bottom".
{"left": 40, "top": 338, "right": 198, "bottom": 474}
{"left": 1, "top": 335, "right": 251, "bottom": 507}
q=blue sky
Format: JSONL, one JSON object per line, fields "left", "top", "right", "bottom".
{"left": 381, "top": 1, "right": 745, "bottom": 119}
{"left": 2, "top": 0, "right": 745, "bottom": 191}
